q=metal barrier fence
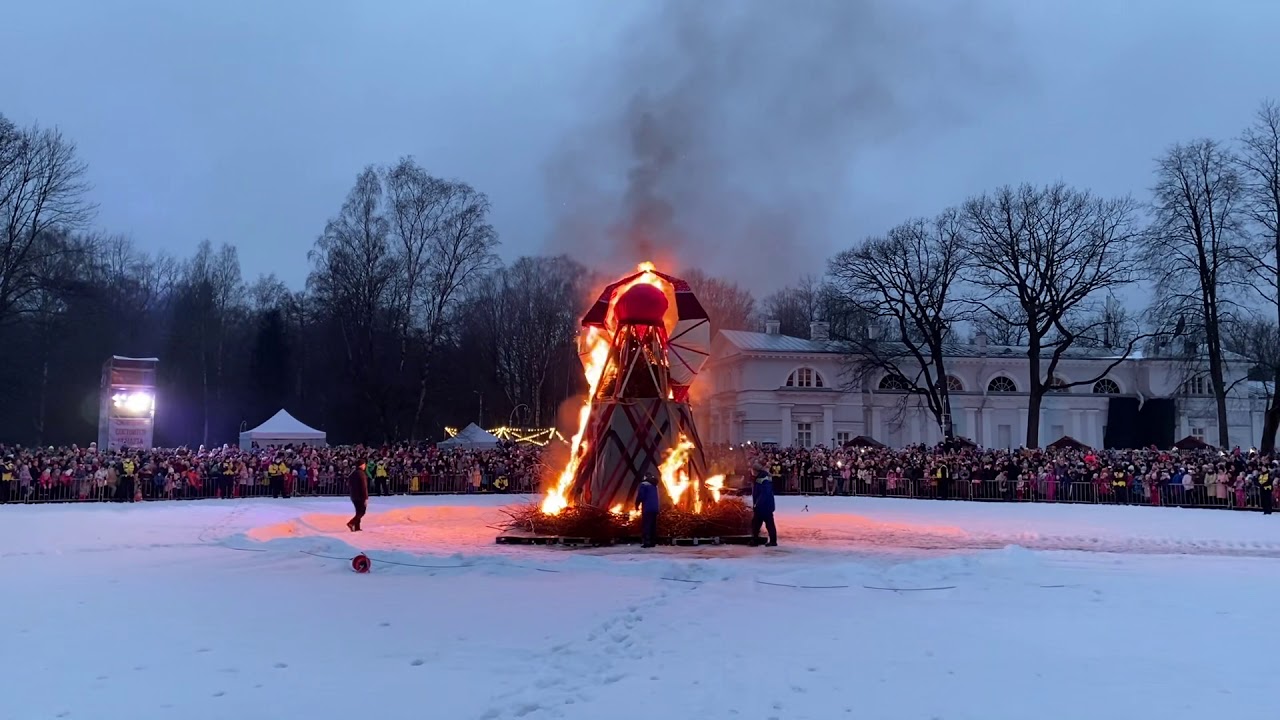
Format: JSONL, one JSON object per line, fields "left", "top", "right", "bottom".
{"left": 0, "top": 471, "right": 538, "bottom": 504}
{"left": 1, "top": 472, "right": 1274, "bottom": 512}
{"left": 771, "top": 474, "right": 1277, "bottom": 511}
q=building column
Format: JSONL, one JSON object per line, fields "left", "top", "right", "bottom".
{"left": 1017, "top": 408, "right": 1029, "bottom": 448}
{"left": 822, "top": 404, "right": 835, "bottom": 448}
{"left": 964, "top": 407, "right": 978, "bottom": 442}
{"left": 1038, "top": 408, "right": 1046, "bottom": 445}
{"left": 1071, "top": 410, "right": 1083, "bottom": 444}
{"left": 780, "top": 404, "right": 793, "bottom": 447}
{"left": 870, "top": 406, "right": 882, "bottom": 443}
{"left": 982, "top": 410, "right": 993, "bottom": 448}
{"left": 1087, "top": 409, "right": 1101, "bottom": 448}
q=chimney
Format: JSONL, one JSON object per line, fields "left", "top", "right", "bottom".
{"left": 765, "top": 319, "right": 780, "bottom": 335}
{"left": 810, "top": 321, "right": 829, "bottom": 341}
{"left": 975, "top": 331, "right": 988, "bottom": 353}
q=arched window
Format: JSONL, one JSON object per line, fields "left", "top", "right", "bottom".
{"left": 946, "top": 375, "right": 964, "bottom": 392}
{"left": 785, "top": 367, "right": 825, "bottom": 388}
{"left": 1092, "top": 378, "right": 1120, "bottom": 394}
{"left": 878, "top": 374, "right": 909, "bottom": 391}
{"left": 1047, "top": 376, "right": 1070, "bottom": 393}
{"left": 987, "top": 376, "right": 1017, "bottom": 393}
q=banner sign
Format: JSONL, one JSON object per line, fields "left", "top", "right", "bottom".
{"left": 107, "top": 417, "right": 153, "bottom": 451}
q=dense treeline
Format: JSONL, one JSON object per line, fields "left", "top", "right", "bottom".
{"left": 3, "top": 100, "right": 1279, "bottom": 450}
{"left": 0, "top": 117, "right": 759, "bottom": 447}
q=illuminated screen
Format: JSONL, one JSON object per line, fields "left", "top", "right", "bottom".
{"left": 111, "top": 390, "right": 155, "bottom": 416}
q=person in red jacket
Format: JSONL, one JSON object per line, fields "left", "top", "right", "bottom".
{"left": 346, "top": 459, "right": 369, "bottom": 532}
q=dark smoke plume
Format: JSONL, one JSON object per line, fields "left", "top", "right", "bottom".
{"left": 545, "top": 0, "right": 1021, "bottom": 290}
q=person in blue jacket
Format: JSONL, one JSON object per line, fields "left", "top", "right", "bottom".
{"left": 635, "top": 472, "right": 661, "bottom": 548}
{"left": 751, "top": 465, "right": 778, "bottom": 547}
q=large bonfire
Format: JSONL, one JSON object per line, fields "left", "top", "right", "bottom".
{"left": 504, "top": 262, "right": 750, "bottom": 542}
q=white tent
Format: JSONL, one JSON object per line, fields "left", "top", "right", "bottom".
{"left": 438, "top": 423, "right": 500, "bottom": 450}
{"left": 239, "top": 409, "right": 326, "bottom": 450}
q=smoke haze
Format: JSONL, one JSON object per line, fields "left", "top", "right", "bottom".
{"left": 544, "top": 0, "right": 1021, "bottom": 291}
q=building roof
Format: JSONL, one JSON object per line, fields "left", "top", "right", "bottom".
{"left": 718, "top": 330, "right": 1249, "bottom": 363}
{"left": 719, "top": 330, "right": 846, "bottom": 354}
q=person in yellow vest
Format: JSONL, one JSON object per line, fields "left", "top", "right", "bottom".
{"left": 1259, "top": 465, "right": 1274, "bottom": 515}
{"left": 0, "top": 455, "right": 14, "bottom": 504}
{"left": 373, "top": 459, "right": 389, "bottom": 496}
{"left": 117, "top": 453, "right": 138, "bottom": 503}
{"left": 935, "top": 463, "right": 952, "bottom": 501}
{"left": 220, "top": 458, "right": 236, "bottom": 499}
{"left": 268, "top": 457, "right": 287, "bottom": 498}
{"left": 1112, "top": 466, "right": 1130, "bottom": 505}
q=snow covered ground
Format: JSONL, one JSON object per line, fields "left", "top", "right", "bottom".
{"left": 4, "top": 495, "right": 1278, "bottom": 720}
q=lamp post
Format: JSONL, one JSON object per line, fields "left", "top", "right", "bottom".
{"left": 510, "top": 403, "right": 529, "bottom": 428}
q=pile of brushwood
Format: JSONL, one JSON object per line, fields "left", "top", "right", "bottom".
{"left": 499, "top": 497, "right": 753, "bottom": 544}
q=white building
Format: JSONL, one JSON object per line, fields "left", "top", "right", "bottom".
{"left": 702, "top": 322, "right": 1268, "bottom": 450}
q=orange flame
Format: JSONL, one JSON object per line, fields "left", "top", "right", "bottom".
{"left": 705, "top": 474, "right": 725, "bottom": 503}
{"left": 659, "top": 434, "right": 696, "bottom": 507}
{"left": 540, "top": 326, "right": 610, "bottom": 515}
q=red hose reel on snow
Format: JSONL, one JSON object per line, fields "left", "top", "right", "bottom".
{"left": 351, "top": 553, "right": 371, "bottom": 573}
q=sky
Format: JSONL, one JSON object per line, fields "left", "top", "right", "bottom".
{"left": 2, "top": 0, "right": 1278, "bottom": 293}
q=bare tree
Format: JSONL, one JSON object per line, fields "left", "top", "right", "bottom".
{"left": 761, "top": 274, "right": 823, "bottom": 336}
{"left": 828, "top": 209, "right": 968, "bottom": 438}
{"left": 1143, "top": 140, "right": 1247, "bottom": 448}
{"left": 963, "top": 182, "right": 1144, "bottom": 448}
{"left": 469, "top": 256, "right": 586, "bottom": 426}
{"left": 405, "top": 177, "right": 499, "bottom": 438}
{"left": 1226, "top": 317, "right": 1280, "bottom": 450}
{"left": 1237, "top": 101, "right": 1280, "bottom": 450}
{"left": 680, "top": 268, "right": 756, "bottom": 335}
{"left": 248, "top": 273, "right": 291, "bottom": 313}
{"left": 970, "top": 301, "right": 1027, "bottom": 345}
{"left": 1075, "top": 296, "right": 1137, "bottom": 350}
{"left": 180, "top": 240, "right": 246, "bottom": 445}
{"left": 308, "top": 167, "right": 400, "bottom": 438}
{"left": 0, "top": 116, "right": 95, "bottom": 328}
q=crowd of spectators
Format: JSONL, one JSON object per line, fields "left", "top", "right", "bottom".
{"left": 0, "top": 441, "right": 545, "bottom": 503}
{"left": 3, "top": 438, "right": 1276, "bottom": 513}
{"left": 706, "top": 442, "right": 1278, "bottom": 511}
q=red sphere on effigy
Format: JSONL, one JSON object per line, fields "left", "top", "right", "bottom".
{"left": 614, "top": 283, "right": 669, "bottom": 326}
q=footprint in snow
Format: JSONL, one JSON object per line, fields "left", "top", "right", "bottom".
{"left": 379, "top": 622, "right": 391, "bottom": 627}
{"left": 274, "top": 662, "right": 288, "bottom": 669}
{"left": 196, "top": 648, "right": 212, "bottom": 654}
{"left": 212, "top": 691, "right": 226, "bottom": 698}
{"left": 512, "top": 702, "right": 543, "bottom": 717}
{"left": 410, "top": 659, "right": 425, "bottom": 667}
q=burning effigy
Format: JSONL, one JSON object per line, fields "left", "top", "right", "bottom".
{"left": 500, "top": 262, "right": 751, "bottom": 544}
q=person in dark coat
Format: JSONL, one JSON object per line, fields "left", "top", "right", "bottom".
{"left": 346, "top": 460, "right": 369, "bottom": 532}
{"left": 635, "top": 473, "right": 661, "bottom": 548}
{"left": 751, "top": 466, "right": 778, "bottom": 547}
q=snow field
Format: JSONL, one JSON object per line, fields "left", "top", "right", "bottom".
{"left": 2, "top": 495, "right": 1277, "bottom": 720}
